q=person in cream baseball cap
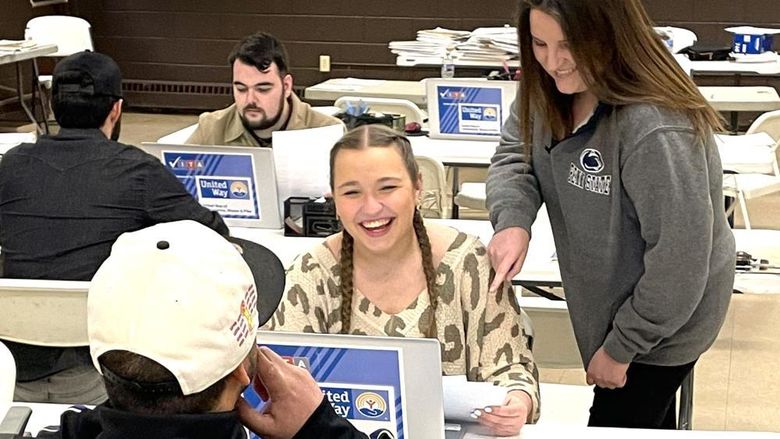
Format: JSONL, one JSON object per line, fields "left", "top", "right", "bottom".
{"left": 36, "top": 220, "right": 365, "bottom": 439}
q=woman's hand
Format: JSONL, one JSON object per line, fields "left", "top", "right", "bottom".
{"left": 586, "top": 346, "right": 629, "bottom": 389}
{"left": 474, "top": 390, "right": 532, "bottom": 436}
{"left": 487, "top": 227, "right": 531, "bottom": 292}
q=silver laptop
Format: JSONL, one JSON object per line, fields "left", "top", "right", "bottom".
{"left": 139, "top": 142, "right": 282, "bottom": 229}
{"left": 426, "top": 78, "right": 518, "bottom": 141}
{"left": 254, "top": 330, "right": 445, "bottom": 439}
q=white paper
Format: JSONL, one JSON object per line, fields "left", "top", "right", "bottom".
{"left": 313, "top": 78, "right": 386, "bottom": 91}
{"left": 443, "top": 375, "right": 507, "bottom": 422}
{"left": 272, "top": 124, "right": 344, "bottom": 204}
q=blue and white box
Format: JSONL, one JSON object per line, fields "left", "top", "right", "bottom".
{"left": 726, "top": 26, "right": 780, "bottom": 55}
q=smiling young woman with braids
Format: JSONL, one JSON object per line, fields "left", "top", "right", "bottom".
{"left": 264, "top": 124, "right": 539, "bottom": 436}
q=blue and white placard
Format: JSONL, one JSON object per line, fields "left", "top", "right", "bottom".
{"left": 436, "top": 85, "right": 504, "bottom": 137}
{"left": 246, "top": 343, "right": 406, "bottom": 439}
{"left": 162, "top": 151, "right": 260, "bottom": 220}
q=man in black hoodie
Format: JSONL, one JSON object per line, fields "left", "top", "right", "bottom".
{"left": 35, "top": 220, "right": 365, "bottom": 439}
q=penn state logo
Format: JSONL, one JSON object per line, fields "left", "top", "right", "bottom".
{"left": 579, "top": 148, "right": 604, "bottom": 173}
{"left": 356, "top": 391, "right": 387, "bottom": 418}
{"left": 369, "top": 429, "right": 395, "bottom": 439}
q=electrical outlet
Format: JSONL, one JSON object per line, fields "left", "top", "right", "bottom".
{"left": 319, "top": 55, "right": 331, "bottom": 73}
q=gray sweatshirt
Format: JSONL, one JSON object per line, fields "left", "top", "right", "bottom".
{"left": 487, "top": 100, "right": 735, "bottom": 367}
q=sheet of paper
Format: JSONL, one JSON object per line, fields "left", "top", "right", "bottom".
{"left": 313, "top": 78, "right": 386, "bottom": 91}
{"left": 272, "top": 124, "right": 344, "bottom": 203}
{"left": 443, "top": 375, "right": 507, "bottom": 422}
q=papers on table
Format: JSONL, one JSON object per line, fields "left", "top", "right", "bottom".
{"left": 272, "top": 124, "right": 344, "bottom": 203}
{"left": 390, "top": 26, "right": 518, "bottom": 65}
{"left": 731, "top": 51, "right": 780, "bottom": 63}
{"left": 0, "top": 39, "right": 37, "bottom": 53}
{"left": 308, "top": 77, "right": 386, "bottom": 93}
{"left": 443, "top": 375, "right": 507, "bottom": 423}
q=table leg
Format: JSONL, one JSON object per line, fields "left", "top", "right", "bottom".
{"left": 31, "top": 59, "right": 49, "bottom": 134}
{"left": 15, "top": 62, "right": 46, "bottom": 135}
{"left": 451, "top": 166, "right": 460, "bottom": 219}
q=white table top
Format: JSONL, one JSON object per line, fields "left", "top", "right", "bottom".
{"left": 675, "top": 54, "right": 780, "bottom": 76}
{"left": 408, "top": 132, "right": 765, "bottom": 176}
{"left": 0, "top": 43, "right": 57, "bottom": 66}
{"left": 716, "top": 132, "right": 778, "bottom": 174}
{"left": 465, "top": 424, "right": 780, "bottom": 438}
{"left": 698, "top": 86, "right": 780, "bottom": 112}
{"left": 7, "top": 401, "right": 778, "bottom": 438}
{"left": 396, "top": 55, "right": 521, "bottom": 69}
{"left": 408, "top": 135, "right": 496, "bottom": 167}
{"left": 304, "top": 78, "right": 427, "bottom": 106}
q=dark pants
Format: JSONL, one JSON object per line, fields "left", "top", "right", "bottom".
{"left": 588, "top": 360, "right": 697, "bottom": 429}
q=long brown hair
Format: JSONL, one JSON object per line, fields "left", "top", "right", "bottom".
{"left": 329, "top": 125, "right": 438, "bottom": 338}
{"left": 517, "top": 0, "right": 723, "bottom": 151}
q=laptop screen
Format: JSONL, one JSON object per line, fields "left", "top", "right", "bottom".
{"left": 252, "top": 330, "right": 444, "bottom": 439}
{"left": 139, "top": 143, "right": 282, "bottom": 229}
{"left": 426, "top": 79, "right": 518, "bottom": 142}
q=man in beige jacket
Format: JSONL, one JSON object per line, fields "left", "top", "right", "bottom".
{"left": 187, "top": 32, "right": 341, "bottom": 147}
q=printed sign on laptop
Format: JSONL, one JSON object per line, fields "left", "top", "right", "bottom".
{"left": 426, "top": 79, "right": 517, "bottom": 142}
{"left": 139, "top": 143, "right": 283, "bottom": 229}
{"left": 162, "top": 151, "right": 260, "bottom": 220}
{"left": 251, "top": 331, "right": 445, "bottom": 439}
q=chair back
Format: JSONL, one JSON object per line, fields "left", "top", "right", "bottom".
{"left": 746, "top": 109, "right": 780, "bottom": 141}
{"left": 415, "top": 155, "right": 449, "bottom": 218}
{"left": 746, "top": 110, "right": 780, "bottom": 170}
{"left": 334, "top": 96, "right": 426, "bottom": 124}
{"left": 518, "top": 296, "right": 582, "bottom": 368}
{"left": 0, "top": 279, "right": 89, "bottom": 347}
{"left": 25, "top": 15, "right": 94, "bottom": 57}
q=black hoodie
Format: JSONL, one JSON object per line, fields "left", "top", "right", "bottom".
{"left": 35, "top": 399, "right": 367, "bottom": 439}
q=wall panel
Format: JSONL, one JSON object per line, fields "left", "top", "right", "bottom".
{"left": 5, "top": 1, "right": 780, "bottom": 112}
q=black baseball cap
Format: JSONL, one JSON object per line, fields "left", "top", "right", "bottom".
{"left": 53, "top": 50, "right": 123, "bottom": 99}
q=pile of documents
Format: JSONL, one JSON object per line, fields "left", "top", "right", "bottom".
{"left": 390, "top": 26, "right": 518, "bottom": 65}
{"left": 0, "top": 39, "right": 37, "bottom": 53}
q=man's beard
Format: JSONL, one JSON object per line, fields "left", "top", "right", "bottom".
{"left": 239, "top": 93, "right": 286, "bottom": 131}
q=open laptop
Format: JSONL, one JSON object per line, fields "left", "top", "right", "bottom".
{"left": 426, "top": 78, "right": 518, "bottom": 141}
{"left": 139, "top": 143, "right": 282, "bottom": 229}
{"left": 253, "top": 330, "right": 445, "bottom": 439}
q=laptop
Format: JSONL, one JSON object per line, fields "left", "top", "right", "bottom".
{"left": 426, "top": 78, "right": 518, "bottom": 141}
{"left": 252, "top": 330, "right": 445, "bottom": 439}
{"left": 139, "top": 142, "right": 282, "bottom": 229}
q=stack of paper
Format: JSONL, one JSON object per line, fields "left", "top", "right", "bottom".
{"left": 390, "top": 27, "right": 469, "bottom": 60}
{"left": 0, "top": 39, "right": 37, "bottom": 53}
{"left": 390, "top": 26, "right": 518, "bottom": 65}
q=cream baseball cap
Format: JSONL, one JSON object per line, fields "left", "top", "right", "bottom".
{"left": 88, "top": 220, "right": 284, "bottom": 395}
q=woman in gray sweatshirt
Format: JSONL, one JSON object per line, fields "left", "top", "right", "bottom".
{"left": 486, "top": 0, "right": 735, "bottom": 430}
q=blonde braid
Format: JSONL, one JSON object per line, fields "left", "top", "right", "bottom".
{"left": 339, "top": 231, "right": 355, "bottom": 334}
{"left": 412, "top": 209, "right": 438, "bottom": 338}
